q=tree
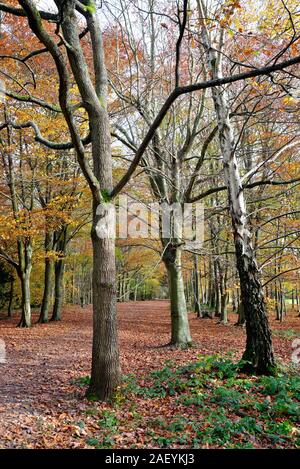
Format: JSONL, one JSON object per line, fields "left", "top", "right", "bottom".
{"left": 194, "top": 0, "right": 275, "bottom": 373}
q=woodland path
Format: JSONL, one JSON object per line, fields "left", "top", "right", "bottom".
{"left": 0, "top": 301, "right": 298, "bottom": 448}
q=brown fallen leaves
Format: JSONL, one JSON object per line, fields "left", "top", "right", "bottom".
{"left": 0, "top": 301, "right": 299, "bottom": 448}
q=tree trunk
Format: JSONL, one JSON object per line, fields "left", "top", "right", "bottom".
{"left": 296, "top": 289, "right": 300, "bottom": 316}
{"left": 193, "top": 254, "right": 201, "bottom": 317}
{"left": 163, "top": 244, "right": 192, "bottom": 346}
{"left": 38, "top": 231, "right": 54, "bottom": 323}
{"left": 232, "top": 290, "right": 238, "bottom": 312}
{"left": 7, "top": 275, "right": 14, "bottom": 318}
{"left": 84, "top": 10, "right": 120, "bottom": 399}
{"left": 219, "top": 273, "right": 228, "bottom": 325}
{"left": 213, "top": 260, "right": 221, "bottom": 318}
{"left": 275, "top": 282, "right": 280, "bottom": 319}
{"left": 218, "top": 233, "right": 229, "bottom": 325}
{"left": 220, "top": 292, "right": 228, "bottom": 324}
{"left": 13, "top": 0, "right": 121, "bottom": 401}
{"left": 51, "top": 258, "right": 64, "bottom": 321}
{"left": 134, "top": 283, "right": 138, "bottom": 301}
{"left": 238, "top": 247, "right": 275, "bottom": 373}
{"left": 217, "top": 260, "right": 229, "bottom": 325}
{"left": 235, "top": 302, "right": 245, "bottom": 326}
{"left": 18, "top": 270, "right": 31, "bottom": 327}
{"left": 87, "top": 205, "right": 120, "bottom": 400}
{"left": 17, "top": 241, "right": 32, "bottom": 328}
{"left": 207, "top": 259, "right": 215, "bottom": 310}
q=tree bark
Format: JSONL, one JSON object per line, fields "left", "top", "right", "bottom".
{"left": 193, "top": 254, "right": 201, "bottom": 317}
{"left": 163, "top": 244, "right": 192, "bottom": 346}
{"left": 219, "top": 282, "right": 228, "bottom": 325}
{"left": 18, "top": 271, "right": 31, "bottom": 327}
{"left": 51, "top": 257, "right": 64, "bottom": 321}
{"left": 11, "top": 0, "right": 121, "bottom": 400}
{"left": 88, "top": 215, "right": 120, "bottom": 400}
{"left": 235, "top": 302, "right": 245, "bottom": 326}
{"left": 213, "top": 259, "right": 221, "bottom": 318}
{"left": 7, "top": 275, "right": 14, "bottom": 318}
{"left": 38, "top": 231, "right": 54, "bottom": 323}
{"left": 17, "top": 241, "right": 32, "bottom": 328}
{"left": 296, "top": 289, "right": 300, "bottom": 316}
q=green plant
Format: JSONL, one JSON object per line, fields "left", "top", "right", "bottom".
{"left": 98, "top": 410, "right": 118, "bottom": 429}
{"left": 86, "top": 435, "right": 115, "bottom": 449}
{"left": 211, "top": 386, "right": 243, "bottom": 408}
{"left": 273, "top": 329, "right": 300, "bottom": 339}
{"left": 73, "top": 375, "right": 91, "bottom": 387}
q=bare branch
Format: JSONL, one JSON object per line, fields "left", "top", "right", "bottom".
{"left": 0, "top": 120, "right": 91, "bottom": 150}
{"left": 189, "top": 176, "right": 300, "bottom": 203}
{"left": 0, "top": 2, "right": 58, "bottom": 21}
{"left": 263, "top": 266, "right": 300, "bottom": 287}
{"left": 111, "top": 53, "right": 300, "bottom": 198}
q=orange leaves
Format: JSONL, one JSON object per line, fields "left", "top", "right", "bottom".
{"left": 217, "top": 0, "right": 242, "bottom": 30}
{"left": 290, "top": 41, "right": 300, "bottom": 57}
{"left": 0, "top": 209, "right": 40, "bottom": 240}
{"left": 243, "top": 47, "right": 256, "bottom": 56}
{"left": 282, "top": 95, "right": 297, "bottom": 106}
{"left": 229, "top": 0, "right": 242, "bottom": 8}
{"left": 219, "top": 19, "right": 228, "bottom": 28}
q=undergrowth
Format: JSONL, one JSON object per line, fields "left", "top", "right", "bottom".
{"left": 75, "top": 354, "right": 300, "bottom": 449}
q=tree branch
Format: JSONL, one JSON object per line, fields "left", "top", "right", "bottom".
{"left": 111, "top": 53, "right": 300, "bottom": 198}
{"left": 0, "top": 248, "right": 19, "bottom": 270}
{"left": 17, "top": 0, "right": 101, "bottom": 202}
{"left": 0, "top": 2, "right": 58, "bottom": 21}
{"left": 263, "top": 266, "right": 300, "bottom": 287}
{"left": 0, "top": 120, "right": 91, "bottom": 150}
{"left": 188, "top": 176, "right": 300, "bottom": 203}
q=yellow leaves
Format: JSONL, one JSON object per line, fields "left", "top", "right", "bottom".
{"left": 266, "top": 297, "right": 276, "bottom": 309}
{"left": 230, "top": 0, "right": 241, "bottom": 8}
{"left": 35, "top": 250, "right": 61, "bottom": 263}
{"left": 3, "top": 144, "right": 16, "bottom": 154}
{"left": 0, "top": 207, "right": 53, "bottom": 241}
{"left": 282, "top": 96, "right": 297, "bottom": 106}
{"left": 290, "top": 41, "right": 300, "bottom": 57}
{"left": 250, "top": 79, "right": 268, "bottom": 93}
{"left": 190, "top": 36, "right": 196, "bottom": 49}
{"left": 45, "top": 194, "right": 80, "bottom": 225}
{"left": 219, "top": 19, "right": 228, "bottom": 28}
{"left": 219, "top": 0, "right": 242, "bottom": 30}
{"left": 0, "top": 232, "right": 11, "bottom": 241}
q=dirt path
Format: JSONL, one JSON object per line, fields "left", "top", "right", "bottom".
{"left": 0, "top": 301, "right": 299, "bottom": 448}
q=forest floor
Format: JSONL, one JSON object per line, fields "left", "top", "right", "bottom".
{"left": 0, "top": 300, "right": 299, "bottom": 449}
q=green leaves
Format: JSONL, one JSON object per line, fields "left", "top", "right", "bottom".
{"left": 75, "top": 355, "right": 299, "bottom": 449}
{"left": 101, "top": 188, "right": 111, "bottom": 203}
{"left": 72, "top": 375, "right": 91, "bottom": 387}
{"left": 81, "top": 1, "right": 96, "bottom": 15}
